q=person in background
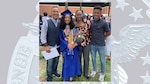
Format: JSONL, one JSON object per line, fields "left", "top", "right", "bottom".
{"left": 59, "top": 9, "right": 81, "bottom": 81}
{"left": 40, "top": 6, "right": 61, "bottom": 81}
{"left": 81, "top": 10, "right": 87, "bottom": 23}
{"left": 105, "top": 16, "right": 111, "bottom": 60}
{"left": 42, "top": 12, "right": 49, "bottom": 23}
{"left": 87, "top": 14, "right": 91, "bottom": 20}
{"left": 101, "top": 15, "right": 105, "bottom": 20}
{"left": 72, "top": 15, "right": 76, "bottom": 24}
{"left": 90, "top": 6, "right": 110, "bottom": 82}
{"left": 39, "top": 15, "right": 43, "bottom": 45}
{"left": 40, "top": 15, "right": 43, "bottom": 26}
{"left": 86, "top": 14, "right": 91, "bottom": 28}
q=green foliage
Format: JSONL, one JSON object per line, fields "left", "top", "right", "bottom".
{"left": 39, "top": 47, "right": 111, "bottom": 82}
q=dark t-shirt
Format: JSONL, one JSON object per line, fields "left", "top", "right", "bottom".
{"left": 90, "top": 19, "right": 110, "bottom": 46}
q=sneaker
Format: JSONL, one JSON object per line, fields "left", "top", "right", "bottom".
{"left": 99, "top": 73, "right": 105, "bottom": 82}
{"left": 90, "top": 71, "right": 97, "bottom": 77}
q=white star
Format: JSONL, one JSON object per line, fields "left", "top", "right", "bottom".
{"left": 141, "top": 52, "right": 150, "bottom": 66}
{"left": 129, "top": 7, "right": 143, "bottom": 22}
{"left": 141, "top": 71, "right": 150, "bottom": 84}
{"left": 115, "top": 0, "right": 129, "bottom": 11}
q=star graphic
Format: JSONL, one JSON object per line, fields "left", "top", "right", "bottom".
{"left": 129, "top": 7, "right": 143, "bottom": 22}
{"left": 141, "top": 71, "right": 150, "bottom": 84}
{"left": 141, "top": 52, "right": 150, "bottom": 66}
{"left": 115, "top": 0, "right": 129, "bottom": 11}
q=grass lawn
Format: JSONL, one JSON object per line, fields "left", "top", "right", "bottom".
{"left": 39, "top": 46, "right": 111, "bottom": 82}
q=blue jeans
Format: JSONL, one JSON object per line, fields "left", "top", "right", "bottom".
{"left": 46, "top": 48, "right": 60, "bottom": 81}
{"left": 91, "top": 45, "right": 106, "bottom": 74}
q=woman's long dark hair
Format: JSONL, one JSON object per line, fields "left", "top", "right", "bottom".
{"left": 60, "top": 15, "right": 75, "bottom": 30}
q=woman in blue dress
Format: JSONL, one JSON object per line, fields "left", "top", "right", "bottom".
{"left": 59, "top": 9, "right": 81, "bottom": 81}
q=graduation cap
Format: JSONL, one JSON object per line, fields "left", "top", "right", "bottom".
{"left": 61, "top": 9, "right": 73, "bottom": 16}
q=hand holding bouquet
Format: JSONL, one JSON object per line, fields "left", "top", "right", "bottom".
{"left": 64, "top": 26, "right": 84, "bottom": 55}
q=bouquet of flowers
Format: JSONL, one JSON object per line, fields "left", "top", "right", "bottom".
{"left": 73, "top": 27, "right": 84, "bottom": 43}
{"left": 65, "top": 26, "right": 84, "bottom": 55}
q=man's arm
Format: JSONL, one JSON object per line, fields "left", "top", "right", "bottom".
{"left": 105, "top": 31, "right": 110, "bottom": 37}
{"left": 40, "top": 20, "right": 51, "bottom": 53}
{"left": 41, "top": 20, "right": 48, "bottom": 46}
{"left": 104, "top": 22, "right": 111, "bottom": 38}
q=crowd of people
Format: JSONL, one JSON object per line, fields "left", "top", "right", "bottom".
{"left": 39, "top": 6, "right": 111, "bottom": 82}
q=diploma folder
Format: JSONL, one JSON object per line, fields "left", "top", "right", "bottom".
{"left": 41, "top": 46, "right": 59, "bottom": 60}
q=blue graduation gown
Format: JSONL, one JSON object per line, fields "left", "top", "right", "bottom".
{"left": 59, "top": 30, "right": 81, "bottom": 81}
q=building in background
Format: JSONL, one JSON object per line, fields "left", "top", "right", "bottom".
{"left": 39, "top": 2, "right": 111, "bottom": 17}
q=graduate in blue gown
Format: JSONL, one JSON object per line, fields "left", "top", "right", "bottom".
{"left": 59, "top": 9, "right": 81, "bottom": 81}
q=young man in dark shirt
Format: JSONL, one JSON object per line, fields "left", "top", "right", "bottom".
{"left": 90, "top": 6, "right": 110, "bottom": 82}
